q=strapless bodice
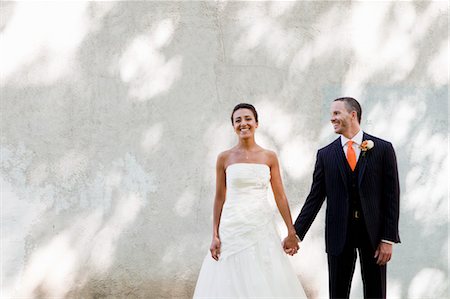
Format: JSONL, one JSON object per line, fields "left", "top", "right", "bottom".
{"left": 225, "top": 163, "right": 271, "bottom": 199}
{"left": 219, "top": 163, "right": 273, "bottom": 258}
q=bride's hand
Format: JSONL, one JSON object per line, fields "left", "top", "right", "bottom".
{"left": 210, "top": 236, "right": 221, "bottom": 261}
{"left": 283, "top": 235, "right": 300, "bottom": 256}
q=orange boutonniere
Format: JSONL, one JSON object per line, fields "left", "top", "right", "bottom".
{"left": 360, "top": 140, "right": 374, "bottom": 157}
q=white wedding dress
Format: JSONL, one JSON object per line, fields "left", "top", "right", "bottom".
{"left": 193, "top": 163, "right": 306, "bottom": 298}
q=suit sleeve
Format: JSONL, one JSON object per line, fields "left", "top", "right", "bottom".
{"left": 294, "top": 150, "right": 326, "bottom": 240}
{"left": 381, "top": 142, "right": 401, "bottom": 243}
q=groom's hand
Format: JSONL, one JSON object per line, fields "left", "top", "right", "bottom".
{"left": 374, "top": 242, "right": 392, "bottom": 265}
{"left": 283, "top": 234, "right": 300, "bottom": 256}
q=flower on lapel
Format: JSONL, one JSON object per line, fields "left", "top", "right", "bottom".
{"left": 360, "top": 140, "right": 374, "bottom": 157}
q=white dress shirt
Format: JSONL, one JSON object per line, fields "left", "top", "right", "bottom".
{"left": 341, "top": 129, "right": 363, "bottom": 161}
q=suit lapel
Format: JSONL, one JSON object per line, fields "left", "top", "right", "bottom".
{"left": 332, "top": 137, "right": 348, "bottom": 191}
{"left": 358, "top": 132, "right": 369, "bottom": 186}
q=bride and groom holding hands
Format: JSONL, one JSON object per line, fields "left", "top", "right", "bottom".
{"left": 193, "top": 97, "right": 400, "bottom": 299}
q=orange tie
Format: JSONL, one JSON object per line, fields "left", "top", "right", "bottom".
{"left": 347, "top": 140, "right": 357, "bottom": 171}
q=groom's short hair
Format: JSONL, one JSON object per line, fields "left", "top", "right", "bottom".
{"left": 334, "top": 97, "right": 362, "bottom": 124}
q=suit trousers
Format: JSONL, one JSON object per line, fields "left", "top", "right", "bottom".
{"left": 327, "top": 217, "right": 386, "bottom": 299}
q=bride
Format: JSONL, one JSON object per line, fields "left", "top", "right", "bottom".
{"left": 193, "top": 103, "right": 306, "bottom": 298}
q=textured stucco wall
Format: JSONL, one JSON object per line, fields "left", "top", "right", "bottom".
{"left": 1, "top": 1, "right": 448, "bottom": 298}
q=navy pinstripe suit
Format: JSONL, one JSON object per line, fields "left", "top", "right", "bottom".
{"left": 294, "top": 132, "right": 400, "bottom": 298}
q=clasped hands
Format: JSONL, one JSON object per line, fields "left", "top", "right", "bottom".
{"left": 282, "top": 233, "right": 300, "bottom": 256}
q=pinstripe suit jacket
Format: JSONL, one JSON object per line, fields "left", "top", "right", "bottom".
{"left": 294, "top": 132, "right": 400, "bottom": 256}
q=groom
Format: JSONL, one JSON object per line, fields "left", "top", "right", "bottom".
{"left": 293, "top": 97, "right": 400, "bottom": 298}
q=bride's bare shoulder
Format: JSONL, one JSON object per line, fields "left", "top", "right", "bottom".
{"left": 260, "top": 148, "right": 279, "bottom": 166}
{"left": 216, "top": 149, "right": 234, "bottom": 166}
{"left": 260, "top": 148, "right": 277, "bottom": 158}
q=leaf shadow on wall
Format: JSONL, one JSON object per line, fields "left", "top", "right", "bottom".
{"left": 0, "top": 1, "right": 448, "bottom": 299}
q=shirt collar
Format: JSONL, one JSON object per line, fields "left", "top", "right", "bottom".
{"left": 341, "top": 130, "right": 363, "bottom": 147}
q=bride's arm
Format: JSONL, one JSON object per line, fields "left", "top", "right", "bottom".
{"left": 268, "top": 151, "right": 299, "bottom": 255}
{"left": 210, "top": 152, "right": 227, "bottom": 260}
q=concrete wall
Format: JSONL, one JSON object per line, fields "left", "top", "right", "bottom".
{"left": 1, "top": 1, "right": 448, "bottom": 298}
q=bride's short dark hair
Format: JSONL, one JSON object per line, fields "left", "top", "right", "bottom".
{"left": 231, "top": 103, "right": 258, "bottom": 124}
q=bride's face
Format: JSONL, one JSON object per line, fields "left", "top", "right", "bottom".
{"left": 232, "top": 108, "right": 258, "bottom": 139}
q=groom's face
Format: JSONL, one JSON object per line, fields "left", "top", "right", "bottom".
{"left": 330, "top": 101, "right": 353, "bottom": 135}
